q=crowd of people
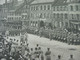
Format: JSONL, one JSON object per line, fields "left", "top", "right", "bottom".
{"left": 0, "top": 43, "right": 75, "bottom": 60}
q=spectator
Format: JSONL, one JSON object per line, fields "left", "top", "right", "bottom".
{"left": 40, "top": 52, "right": 44, "bottom": 60}
{"left": 25, "top": 43, "right": 30, "bottom": 52}
{"left": 14, "top": 51, "right": 20, "bottom": 60}
{"left": 56, "top": 55, "right": 61, "bottom": 60}
{"left": 34, "top": 48, "right": 39, "bottom": 60}
{"left": 30, "top": 48, "right": 35, "bottom": 60}
{"left": 45, "top": 48, "right": 51, "bottom": 60}
{"left": 36, "top": 44, "right": 39, "bottom": 50}
{"left": 38, "top": 47, "right": 44, "bottom": 60}
{"left": 69, "top": 55, "right": 75, "bottom": 60}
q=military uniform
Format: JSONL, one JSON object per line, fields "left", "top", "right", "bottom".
{"left": 45, "top": 48, "right": 51, "bottom": 60}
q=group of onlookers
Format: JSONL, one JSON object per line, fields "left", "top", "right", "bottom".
{"left": 1, "top": 44, "right": 75, "bottom": 60}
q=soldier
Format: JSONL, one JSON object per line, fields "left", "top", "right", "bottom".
{"left": 69, "top": 55, "right": 75, "bottom": 60}
{"left": 45, "top": 48, "right": 51, "bottom": 60}
{"left": 56, "top": 55, "right": 61, "bottom": 60}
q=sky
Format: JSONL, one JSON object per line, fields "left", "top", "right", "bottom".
{"left": 0, "top": 0, "right": 22, "bottom": 4}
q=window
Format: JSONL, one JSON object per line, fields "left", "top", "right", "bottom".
{"left": 64, "top": 6, "right": 67, "bottom": 11}
{"left": 57, "top": 6, "right": 59, "bottom": 11}
{"left": 76, "top": 5, "right": 78, "bottom": 11}
{"left": 44, "top": 13, "right": 46, "bottom": 18}
{"left": 60, "top": 6, "right": 62, "bottom": 11}
{"left": 47, "top": 5, "right": 50, "bottom": 10}
{"left": 61, "top": 14, "right": 63, "bottom": 18}
{"left": 53, "top": 13, "right": 55, "bottom": 18}
{"left": 70, "top": 6, "right": 73, "bottom": 11}
{"left": 34, "top": 6, "right": 35, "bottom": 10}
{"left": 53, "top": 7, "right": 55, "bottom": 11}
{"left": 40, "top": 5, "right": 43, "bottom": 10}
{"left": 57, "top": 14, "right": 59, "bottom": 18}
{"left": 31, "top": 6, "right": 33, "bottom": 10}
{"left": 36, "top": 6, "right": 38, "bottom": 10}
{"left": 65, "top": 14, "right": 68, "bottom": 19}
{"left": 76, "top": 14, "right": 79, "bottom": 20}
{"left": 44, "top": 5, "right": 46, "bottom": 10}
{"left": 71, "top": 14, "right": 74, "bottom": 19}
{"left": 40, "top": 13, "right": 42, "bottom": 18}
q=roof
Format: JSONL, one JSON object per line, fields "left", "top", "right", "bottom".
{"left": 31, "top": 0, "right": 55, "bottom": 4}
{"left": 15, "top": 0, "right": 34, "bottom": 12}
{"left": 15, "top": 1, "right": 24, "bottom": 7}
{"left": 52, "top": 0, "right": 68, "bottom": 6}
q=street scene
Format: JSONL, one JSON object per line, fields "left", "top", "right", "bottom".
{"left": 0, "top": 0, "right": 80, "bottom": 60}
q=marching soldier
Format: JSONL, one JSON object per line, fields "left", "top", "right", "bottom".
{"left": 45, "top": 48, "right": 51, "bottom": 60}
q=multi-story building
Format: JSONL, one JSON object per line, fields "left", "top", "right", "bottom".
{"left": 1, "top": 0, "right": 80, "bottom": 33}
{"left": 29, "top": 0, "right": 80, "bottom": 32}
{"left": 68, "top": 0, "right": 80, "bottom": 32}
{"left": 0, "top": 5, "right": 3, "bottom": 20}
{"left": 52, "top": 0, "right": 68, "bottom": 29}
{"left": 1, "top": 0, "right": 23, "bottom": 35}
{"left": 52, "top": 0, "right": 80, "bottom": 31}
{"left": 2, "top": 0, "right": 34, "bottom": 35}
{"left": 15, "top": 0, "right": 34, "bottom": 29}
{"left": 29, "top": 0, "right": 56, "bottom": 29}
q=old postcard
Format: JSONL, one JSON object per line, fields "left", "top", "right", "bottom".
{"left": 0, "top": 0, "right": 80, "bottom": 60}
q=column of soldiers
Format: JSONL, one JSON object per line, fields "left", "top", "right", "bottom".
{"left": 38, "top": 28, "right": 80, "bottom": 45}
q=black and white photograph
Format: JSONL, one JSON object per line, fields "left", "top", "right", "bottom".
{"left": 0, "top": 0, "right": 80, "bottom": 60}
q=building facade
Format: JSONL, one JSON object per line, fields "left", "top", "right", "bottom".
{"left": 68, "top": 0, "right": 80, "bottom": 32}
{"left": 29, "top": 0, "right": 80, "bottom": 32}
{"left": 1, "top": 0, "right": 80, "bottom": 33}
{"left": 29, "top": 0, "right": 56, "bottom": 30}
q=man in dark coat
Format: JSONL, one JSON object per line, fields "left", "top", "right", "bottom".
{"left": 45, "top": 48, "right": 51, "bottom": 60}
